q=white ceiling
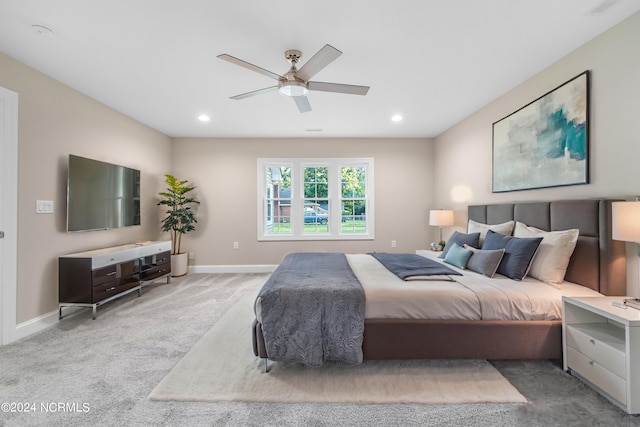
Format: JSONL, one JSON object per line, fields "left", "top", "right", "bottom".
{"left": 1, "top": 1, "right": 639, "bottom": 138}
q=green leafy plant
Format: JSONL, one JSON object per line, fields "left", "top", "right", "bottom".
{"left": 158, "top": 174, "right": 200, "bottom": 255}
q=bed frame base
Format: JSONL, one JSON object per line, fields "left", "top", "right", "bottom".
{"left": 362, "top": 319, "right": 561, "bottom": 360}
{"left": 253, "top": 318, "right": 562, "bottom": 362}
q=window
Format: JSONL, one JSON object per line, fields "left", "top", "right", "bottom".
{"left": 258, "top": 158, "right": 374, "bottom": 241}
{"left": 303, "top": 165, "right": 329, "bottom": 234}
{"left": 341, "top": 166, "right": 367, "bottom": 233}
{"left": 264, "top": 164, "right": 291, "bottom": 234}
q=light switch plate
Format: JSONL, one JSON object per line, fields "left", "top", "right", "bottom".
{"left": 36, "top": 200, "right": 54, "bottom": 213}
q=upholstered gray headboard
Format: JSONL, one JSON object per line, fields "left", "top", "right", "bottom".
{"left": 468, "top": 199, "right": 626, "bottom": 296}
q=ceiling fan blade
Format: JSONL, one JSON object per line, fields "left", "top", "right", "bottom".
{"left": 217, "top": 54, "right": 282, "bottom": 81}
{"left": 230, "top": 86, "right": 278, "bottom": 100}
{"left": 308, "top": 81, "right": 369, "bottom": 96}
{"left": 295, "top": 44, "right": 342, "bottom": 82}
{"left": 294, "top": 96, "right": 312, "bottom": 113}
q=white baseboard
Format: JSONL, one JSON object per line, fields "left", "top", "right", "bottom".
{"left": 189, "top": 264, "right": 277, "bottom": 274}
{"left": 10, "top": 309, "right": 59, "bottom": 344}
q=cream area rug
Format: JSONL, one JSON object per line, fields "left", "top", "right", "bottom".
{"left": 149, "top": 292, "right": 527, "bottom": 404}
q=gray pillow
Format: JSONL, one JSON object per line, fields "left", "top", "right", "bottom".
{"left": 482, "top": 230, "right": 542, "bottom": 280}
{"left": 439, "top": 231, "right": 481, "bottom": 259}
{"left": 464, "top": 245, "right": 506, "bottom": 278}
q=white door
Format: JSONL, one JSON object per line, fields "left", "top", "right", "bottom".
{"left": 0, "top": 86, "right": 18, "bottom": 345}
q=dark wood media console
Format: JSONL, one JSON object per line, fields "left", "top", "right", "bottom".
{"left": 58, "top": 241, "right": 172, "bottom": 319}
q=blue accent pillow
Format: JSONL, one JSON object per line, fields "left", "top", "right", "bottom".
{"left": 439, "top": 231, "right": 481, "bottom": 259}
{"left": 443, "top": 243, "right": 473, "bottom": 269}
{"left": 481, "top": 230, "right": 543, "bottom": 280}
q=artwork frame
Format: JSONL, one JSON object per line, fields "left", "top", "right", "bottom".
{"left": 492, "top": 71, "right": 590, "bottom": 193}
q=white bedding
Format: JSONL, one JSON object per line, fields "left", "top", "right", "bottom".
{"left": 346, "top": 252, "right": 603, "bottom": 321}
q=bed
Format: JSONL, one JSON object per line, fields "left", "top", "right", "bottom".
{"left": 252, "top": 199, "right": 627, "bottom": 367}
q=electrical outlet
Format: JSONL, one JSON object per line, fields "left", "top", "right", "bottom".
{"left": 233, "top": 241, "right": 239, "bottom": 250}
{"left": 391, "top": 240, "right": 397, "bottom": 248}
{"left": 188, "top": 252, "right": 195, "bottom": 260}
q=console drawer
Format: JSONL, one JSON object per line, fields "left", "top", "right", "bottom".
{"left": 93, "top": 276, "right": 139, "bottom": 302}
{"left": 155, "top": 251, "right": 170, "bottom": 265}
{"left": 140, "top": 264, "right": 171, "bottom": 282}
{"left": 566, "top": 324, "right": 625, "bottom": 378}
{"left": 92, "top": 265, "right": 117, "bottom": 286}
{"left": 567, "top": 346, "right": 626, "bottom": 405}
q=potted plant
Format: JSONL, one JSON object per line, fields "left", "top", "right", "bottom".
{"left": 158, "top": 174, "right": 200, "bottom": 277}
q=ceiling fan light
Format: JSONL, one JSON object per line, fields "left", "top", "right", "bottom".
{"left": 278, "top": 81, "right": 309, "bottom": 97}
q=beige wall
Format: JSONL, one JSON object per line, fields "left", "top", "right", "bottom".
{"left": 170, "top": 138, "right": 434, "bottom": 265}
{"left": 433, "top": 12, "right": 640, "bottom": 293}
{"left": 0, "top": 52, "right": 172, "bottom": 323}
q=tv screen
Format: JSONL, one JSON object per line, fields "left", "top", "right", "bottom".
{"left": 67, "top": 155, "right": 141, "bottom": 232}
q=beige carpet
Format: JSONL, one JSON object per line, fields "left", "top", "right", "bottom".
{"left": 149, "top": 292, "right": 527, "bottom": 404}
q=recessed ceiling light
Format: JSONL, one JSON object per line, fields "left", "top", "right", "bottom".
{"left": 305, "top": 128, "right": 323, "bottom": 132}
{"left": 198, "top": 114, "right": 210, "bottom": 122}
{"left": 391, "top": 114, "right": 403, "bottom": 122}
{"left": 30, "top": 24, "right": 55, "bottom": 37}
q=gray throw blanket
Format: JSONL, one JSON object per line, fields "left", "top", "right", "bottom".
{"left": 369, "top": 252, "right": 462, "bottom": 280}
{"left": 255, "top": 252, "right": 365, "bottom": 367}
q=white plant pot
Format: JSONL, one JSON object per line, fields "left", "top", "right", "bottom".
{"left": 171, "top": 252, "right": 189, "bottom": 277}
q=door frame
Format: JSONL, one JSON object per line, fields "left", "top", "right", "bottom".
{"left": 0, "top": 86, "right": 18, "bottom": 345}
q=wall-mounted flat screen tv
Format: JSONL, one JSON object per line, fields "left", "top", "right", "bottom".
{"left": 67, "top": 155, "right": 141, "bottom": 232}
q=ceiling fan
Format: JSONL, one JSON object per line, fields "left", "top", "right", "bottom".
{"left": 217, "top": 44, "right": 370, "bottom": 113}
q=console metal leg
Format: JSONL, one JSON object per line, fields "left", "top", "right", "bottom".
{"left": 60, "top": 286, "right": 143, "bottom": 321}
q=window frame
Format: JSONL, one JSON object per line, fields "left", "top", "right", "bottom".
{"left": 257, "top": 157, "right": 374, "bottom": 241}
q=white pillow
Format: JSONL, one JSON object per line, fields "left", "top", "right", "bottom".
{"left": 467, "top": 219, "right": 514, "bottom": 245}
{"left": 513, "top": 221, "right": 579, "bottom": 285}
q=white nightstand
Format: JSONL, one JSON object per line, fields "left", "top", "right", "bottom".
{"left": 562, "top": 296, "right": 640, "bottom": 414}
{"left": 416, "top": 249, "right": 442, "bottom": 259}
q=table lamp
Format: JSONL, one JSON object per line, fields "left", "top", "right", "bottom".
{"left": 612, "top": 200, "right": 640, "bottom": 298}
{"left": 429, "top": 209, "right": 454, "bottom": 244}
{"left": 612, "top": 201, "right": 640, "bottom": 243}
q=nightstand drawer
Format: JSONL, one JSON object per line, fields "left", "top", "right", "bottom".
{"left": 567, "top": 346, "right": 626, "bottom": 405}
{"left": 566, "top": 324, "right": 625, "bottom": 378}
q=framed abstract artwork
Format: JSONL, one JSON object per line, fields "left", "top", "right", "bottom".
{"left": 492, "top": 71, "right": 590, "bottom": 193}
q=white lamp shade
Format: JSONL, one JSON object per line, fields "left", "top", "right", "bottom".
{"left": 612, "top": 201, "right": 640, "bottom": 242}
{"left": 429, "top": 210, "right": 454, "bottom": 227}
